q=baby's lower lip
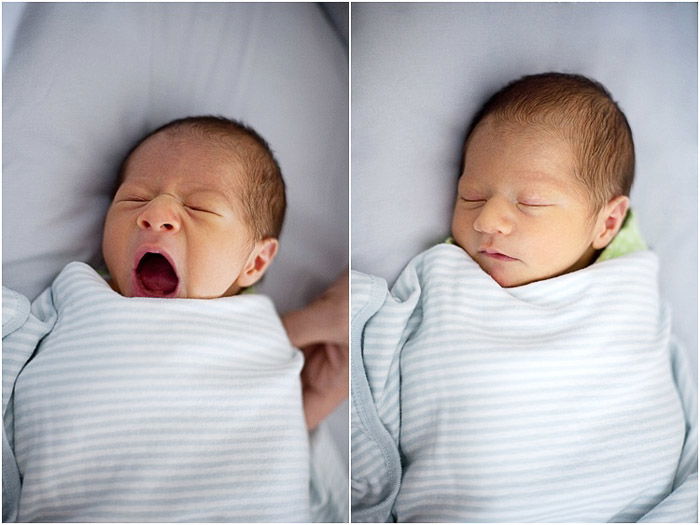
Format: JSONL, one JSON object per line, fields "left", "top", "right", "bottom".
{"left": 481, "top": 251, "right": 518, "bottom": 262}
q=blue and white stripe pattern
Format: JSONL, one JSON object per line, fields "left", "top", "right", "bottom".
{"left": 3, "top": 286, "right": 58, "bottom": 522}
{"left": 6, "top": 262, "right": 310, "bottom": 522}
{"left": 351, "top": 244, "right": 697, "bottom": 522}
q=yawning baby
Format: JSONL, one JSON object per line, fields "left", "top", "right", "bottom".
{"left": 3, "top": 116, "right": 311, "bottom": 522}
{"left": 103, "top": 116, "right": 283, "bottom": 299}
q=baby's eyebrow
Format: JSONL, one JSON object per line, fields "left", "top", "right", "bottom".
{"left": 515, "top": 170, "right": 571, "bottom": 191}
{"left": 185, "top": 188, "right": 230, "bottom": 202}
{"left": 183, "top": 189, "right": 238, "bottom": 212}
{"left": 115, "top": 181, "right": 148, "bottom": 193}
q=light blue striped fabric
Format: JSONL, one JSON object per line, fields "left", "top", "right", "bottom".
{"left": 351, "top": 244, "right": 697, "bottom": 522}
{"left": 4, "top": 262, "right": 310, "bottom": 522}
{"left": 3, "top": 286, "right": 58, "bottom": 522}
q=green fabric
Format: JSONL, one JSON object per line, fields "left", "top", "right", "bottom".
{"left": 443, "top": 208, "right": 647, "bottom": 262}
{"left": 596, "top": 209, "right": 647, "bottom": 262}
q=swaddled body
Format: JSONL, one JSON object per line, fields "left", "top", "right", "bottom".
{"left": 7, "top": 262, "right": 309, "bottom": 522}
{"left": 351, "top": 244, "right": 695, "bottom": 522}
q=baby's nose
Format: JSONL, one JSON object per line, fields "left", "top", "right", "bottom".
{"left": 472, "top": 199, "right": 514, "bottom": 235}
{"left": 136, "top": 197, "right": 181, "bottom": 233}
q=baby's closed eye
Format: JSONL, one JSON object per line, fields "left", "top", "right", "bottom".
{"left": 516, "top": 191, "right": 557, "bottom": 208}
{"left": 517, "top": 200, "right": 552, "bottom": 207}
{"left": 184, "top": 203, "right": 222, "bottom": 216}
{"left": 459, "top": 194, "right": 486, "bottom": 203}
{"left": 116, "top": 195, "right": 150, "bottom": 205}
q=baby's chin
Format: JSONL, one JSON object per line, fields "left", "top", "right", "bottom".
{"left": 458, "top": 241, "right": 594, "bottom": 288}
{"left": 477, "top": 259, "right": 571, "bottom": 288}
{"left": 479, "top": 263, "right": 528, "bottom": 288}
{"left": 459, "top": 247, "right": 535, "bottom": 288}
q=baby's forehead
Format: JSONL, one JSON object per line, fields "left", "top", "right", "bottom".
{"left": 157, "top": 126, "right": 254, "bottom": 159}
{"left": 459, "top": 167, "right": 574, "bottom": 194}
{"left": 136, "top": 127, "right": 248, "bottom": 166}
{"left": 467, "top": 118, "right": 573, "bottom": 166}
{"left": 461, "top": 120, "right": 588, "bottom": 192}
{"left": 122, "top": 131, "right": 251, "bottom": 193}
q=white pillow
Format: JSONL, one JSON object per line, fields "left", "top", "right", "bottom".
{"left": 351, "top": 2, "right": 697, "bottom": 375}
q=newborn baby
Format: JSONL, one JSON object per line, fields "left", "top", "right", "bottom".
{"left": 3, "top": 117, "right": 310, "bottom": 522}
{"left": 103, "top": 116, "right": 283, "bottom": 299}
{"left": 351, "top": 73, "right": 697, "bottom": 522}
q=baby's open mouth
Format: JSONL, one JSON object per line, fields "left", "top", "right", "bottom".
{"left": 135, "top": 252, "right": 179, "bottom": 296}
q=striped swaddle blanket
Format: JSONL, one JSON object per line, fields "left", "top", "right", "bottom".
{"left": 351, "top": 244, "right": 697, "bottom": 522}
{"left": 5, "top": 262, "right": 309, "bottom": 522}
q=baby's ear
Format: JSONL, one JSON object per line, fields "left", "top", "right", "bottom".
{"left": 591, "top": 196, "right": 630, "bottom": 250}
{"left": 236, "top": 237, "right": 279, "bottom": 288}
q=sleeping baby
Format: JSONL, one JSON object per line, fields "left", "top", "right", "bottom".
{"left": 351, "top": 73, "right": 697, "bottom": 522}
{"left": 3, "top": 117, "right": 310, "bottom": 522}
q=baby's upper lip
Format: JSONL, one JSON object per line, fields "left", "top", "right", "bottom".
{"left": 133, "top": 243, "right": 179, "bottom": 274}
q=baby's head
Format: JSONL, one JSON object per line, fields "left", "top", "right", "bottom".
{"left": 102, "top": 116, "right": 285, "bottom": 299}
{"left": 451, "top": 72, "right": 635, "bottom": 287}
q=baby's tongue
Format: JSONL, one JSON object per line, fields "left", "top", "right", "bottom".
{"left": 137, "top": 253, "right": 178, "bottom": 295}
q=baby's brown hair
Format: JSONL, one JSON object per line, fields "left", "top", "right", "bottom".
{"left": 462, "top": 73, "right": 635, "bottom": 211}
{"left": 119, "top": 116, "right": 286, "bottom": 240}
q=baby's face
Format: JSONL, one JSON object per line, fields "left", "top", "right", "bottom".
{"left": 103, "top": 132, "right": 259, "bottom": 299}
{"left": 451, "top": 117, "right": 603, "bottom": 287}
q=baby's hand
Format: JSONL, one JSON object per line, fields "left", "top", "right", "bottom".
{"left": 282, "top": 271, "right": 348, "bottom": 430}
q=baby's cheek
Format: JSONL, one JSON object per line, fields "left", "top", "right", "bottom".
{"left": 450, "top": 214, "right": 473, "bottom": 249}
{"left": 188, "top": 254, "right": 241, "bottom": 298}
